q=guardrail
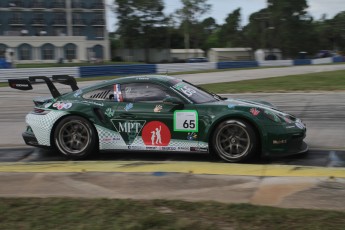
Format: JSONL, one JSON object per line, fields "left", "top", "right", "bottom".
{"left": 79, "top": 64, "right": 156, "bottom": 78}
{"left": 0, "top": 67, "right": 79, "bottom": 82}
{"left": 156, "top": 62, "right": 217, "bottom": 74}
{"left": 0, "top": 57, "right": 344, "bottom": 82}
{"left": 218, "top": 61, "right": 258, "bottom": 69}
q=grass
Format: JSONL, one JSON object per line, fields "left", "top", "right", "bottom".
{"left": 0, "top": 198, "right": 344, "bottom": 230}
{"left": 200, "top": 70, "right": 345, "bottom": 93}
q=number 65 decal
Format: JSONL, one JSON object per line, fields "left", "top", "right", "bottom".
{"left": 174, "top": 110, "right": 198, "bottom": 132}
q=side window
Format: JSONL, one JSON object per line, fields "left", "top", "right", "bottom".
{"left": 82, "top": 85, "right": 114, "bottom": 101}
{"left": 122, "top": 83, "right": 175, "bottom": 103}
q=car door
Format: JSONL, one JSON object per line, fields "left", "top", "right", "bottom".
{"left": 80, "top": 84, "right": 126, "bottom": 149}
{"left": 111, "top": 82, "right": 199, "bottom": 152}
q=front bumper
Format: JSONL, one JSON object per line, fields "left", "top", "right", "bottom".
{"left": 263, "top": 124, "right": 308, "bottom": 157}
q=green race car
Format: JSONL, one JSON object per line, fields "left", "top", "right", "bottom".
{"left": 9, "top": 75, "right": 308, "bottom": 163}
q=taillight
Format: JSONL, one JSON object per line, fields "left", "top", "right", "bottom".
{"left": 31, "top": 108, "right": 50, "bottom": 115}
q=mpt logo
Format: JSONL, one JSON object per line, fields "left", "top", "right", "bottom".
{"left": 111, "top": 120, "right": 146, "bottom": 145}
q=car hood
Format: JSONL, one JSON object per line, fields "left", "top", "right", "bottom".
{"left": 215, "top": 98, "right": 292, "bottom": 117}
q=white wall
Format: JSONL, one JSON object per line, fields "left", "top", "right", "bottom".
{"left": 115, "top": 49, "right": 171, "bottom": 63}
{"left": 312, "top": 57, "right": 333, "bottom": 65}
{"left": 157, "top": 62, "right": 217, "bottom": 74}
{"left": 0, "top": 36, "right": 110, "bottom": 63}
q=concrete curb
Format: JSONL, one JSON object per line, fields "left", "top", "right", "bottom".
{"left": 0, "top": 161, "right": 344, "bottom": 178}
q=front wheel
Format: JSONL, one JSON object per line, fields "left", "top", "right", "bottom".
{"left": 53, "top": 116, "right": 97, "bottom": 159}
{"left": 212, "top": 119, "right": 258, "bottom": 163}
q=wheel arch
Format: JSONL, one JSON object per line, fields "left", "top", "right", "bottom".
{"left": 50, "top": 113, "right": 99, "bottom": 150}
{"left": 207, "top": 115, "right": 264, "bottom": 155}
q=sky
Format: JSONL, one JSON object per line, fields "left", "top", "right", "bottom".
{"left": 105, "top": 0, "right": 344, "bottom": 32}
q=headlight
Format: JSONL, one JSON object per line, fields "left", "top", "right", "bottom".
{"left": 263, "top": 110, "right": 295, "bottom": 124}
{"left": 263, "top": 110, "right": 282, "bottom": 123}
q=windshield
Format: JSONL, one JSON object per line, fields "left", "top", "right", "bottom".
{"left": 169, "top": 79, "right": 220, "bottom": 104}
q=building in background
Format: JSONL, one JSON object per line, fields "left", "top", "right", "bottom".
{"left": 113, "top": 48, "right": 206, "bottom": 63}
{"left": 0, "top": 0, "right": 109, "bottom": 64}
{"left": 208, "top": 48, "right": 254, "bottom": 62}
{"left": 254, "top": 49, "right": 282, "bottom": 61}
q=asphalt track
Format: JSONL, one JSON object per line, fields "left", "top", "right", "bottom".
{"left": 1, "top": 65, "right": 345, "bottom": 209}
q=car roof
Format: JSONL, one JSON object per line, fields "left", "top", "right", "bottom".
{"left": 81, "top": 75, "right": 182, "bottom": 92}
{"left": 111, "top": 75, "right": 177, "bottom": 84}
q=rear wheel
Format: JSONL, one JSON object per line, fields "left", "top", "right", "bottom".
{"left": 54, "top": 116, "right": 97, "bottom": 159}
{"left": 212, "top": 119, "right": 258, "bottom": 163}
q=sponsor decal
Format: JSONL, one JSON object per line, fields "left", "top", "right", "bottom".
{"left": 74, "top": 89, "right": 82, "bottom": 97}
{"left": 250, "top": 108, "right": 260, "bottom": 116}
{"left": 53, "top": 101, "right": 72, "bottom": 110}
{"left": 177, "top": 147, "right": 190, "bottom": 151}
{"left": 190, "top": 147, "right": 208, "bottom": 152}
{"left": 173, "top": 83, "right": 196, "bottom": 97}
{"left": 114, "top": 84, "right": 123, "bottom": 102}
{"left": 162, "top": 146, "right": 177, "bottom": 151}
{"left": 187, "top": 132, "right": 197, "bottom": 140}
{"left": 125, "top": 103, "right": 133, "bottom": 111}
{"left": 111, "top": 119, "right": 146, "bottom": 145}
{"left": 154, "top": 105, "right": 163, "bottom": 113}
{"left": 105, "top": 108, "right": 115, "bottom": 118}
{"left": 146, "top": 146, "right": 161, "bottom": 150}
{"left": 81, "top": 101, "right": 104, "bottom": 107}
{"left": 228, "top": 104, "right": 235, "bottom": 109}
{"left": 142, "top": 121, "right": 171, "bottom": 146}
{"left": 101, "top": 137, "right": 121, "bottom": 142}
{"left": 174, "top": 110, "right": 198, "bottom": 132}
{"left": 286, "top": 125, "right": 295, "bottom": 129}
{"left": 13, "top": 84, "right": 29, "bottom": 87}
{"left": 295, "top": 122, "right": 305, "bottom": 129}
{"left": 136, "top": 77, "right": 149, "bottom": 80}
{"left": 273, "top": 140, "right": 287, "bottom": 145}
{"left": 128, "top": 146, "right": 146, "bottom": 150}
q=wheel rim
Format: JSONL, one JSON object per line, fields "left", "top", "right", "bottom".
{"left": 215, "top": 123, "right": 250, "bottom": 160}
{"left": 57, "top": 120, "right": 91, "bottom": 155}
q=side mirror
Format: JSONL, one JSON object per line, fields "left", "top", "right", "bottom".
{"left": 163, "top": 97, "right": 183, "bottom": 105}
{"left": 163, "top": 97, "right": 184, "bottom": 109}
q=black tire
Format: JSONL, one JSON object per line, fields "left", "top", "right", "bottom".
{"left": 53, "top": 116, "right": 97, "bottom": 160}
{"left": 211, "top": 119, "right": 258, "bottom": 163}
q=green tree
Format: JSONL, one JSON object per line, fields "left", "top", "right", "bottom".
{"left": 313, "top": 11, "right": 345, "bottom": 55}
{"left": 200, "top": 17, "right": 219, "bottom": 50}
{"left": 114, "top": 0, "right": 167, "bottom": 62}
{"left": 185, "top": 17, "right": 219, "bottom": 51}
{"left": 267, "top": 0, "right": 311, "bottom": 58}
{"left": 242, "top": 9, "right": 269, "bottom": 51}
{"left": 243, "top": 0, "right": 317, "bottom": 58}
{"left": 330, "top": 11, "right": 345, "bottom": 52}
{"left": 175, "top": 0, "right": 211, "bottom": 56}
{"left": 218, "top": 8, "right": 242, "bottom": 47}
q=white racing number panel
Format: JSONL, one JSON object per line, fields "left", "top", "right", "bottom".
{"left": 174, "top": 110, "right": 198, "bottom": 132}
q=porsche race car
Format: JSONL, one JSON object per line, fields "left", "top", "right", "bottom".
{"left": 8, "top": 75, "right": 308, "bottom": 163}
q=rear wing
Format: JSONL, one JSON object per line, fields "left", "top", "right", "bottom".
{"left": 8, "top": 75, "right": 79, "bottom": 98}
